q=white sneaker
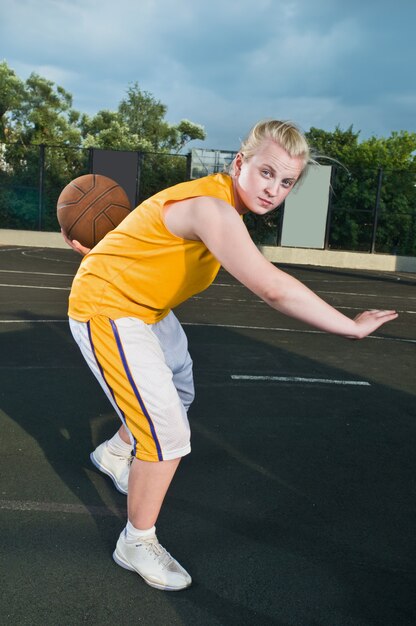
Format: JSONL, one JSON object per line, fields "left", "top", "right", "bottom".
{"left": 90, "top": 441, "right": 131, "bottom": 495}
{"left": 113, "top": 529, "right": 192, "bottom": 591}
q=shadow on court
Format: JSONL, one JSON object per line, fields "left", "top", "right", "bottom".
{"left": 0, "top": 247, "right": 415, "bottom": 625}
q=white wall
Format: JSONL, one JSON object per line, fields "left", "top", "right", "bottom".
{"left": 281, "top": 165, "right": 332, "bottom": 249}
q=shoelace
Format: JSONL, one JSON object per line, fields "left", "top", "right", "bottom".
{"left": 138, "top": 537, "right": 174, "bottom": 568}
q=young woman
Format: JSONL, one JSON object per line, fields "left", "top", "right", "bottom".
{"left": 65, "top": 120, "right": 397, "bottom": 591}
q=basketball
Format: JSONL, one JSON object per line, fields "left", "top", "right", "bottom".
{"left": 57, "top": 174, "right": 131, "bottom": 249}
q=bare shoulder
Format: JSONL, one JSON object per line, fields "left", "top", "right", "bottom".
{"left": 163, "top": 195, "right": 241, "bottom": 240}
{"left": 165, "top": 194, "right": 279, "bottom": 297}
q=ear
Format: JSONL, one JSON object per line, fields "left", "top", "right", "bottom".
{"left": 234, "top": 152, "right": 244, "bottom": 175}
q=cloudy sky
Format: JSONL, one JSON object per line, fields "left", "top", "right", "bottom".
{"left": 1, "top": 0, "right": 415, "bottom": 150}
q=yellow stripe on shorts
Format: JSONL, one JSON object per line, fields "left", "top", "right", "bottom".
{"left": 87, "top": 315, "right": 163, "bottom": 461}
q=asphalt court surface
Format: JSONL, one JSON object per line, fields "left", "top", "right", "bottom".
{"left": 0, "top": 245, "right": 415, "bottom": 626}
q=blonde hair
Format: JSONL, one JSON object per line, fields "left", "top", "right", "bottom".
{"left": 232, "top": 119, "right": 313, "bottom": 182}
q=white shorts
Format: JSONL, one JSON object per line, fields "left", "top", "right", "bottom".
{"left": 69, "top": 312, "right": 194, "bottom": 462}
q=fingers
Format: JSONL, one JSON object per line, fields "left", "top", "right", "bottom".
{"left": 61, "top": 228, "right": 72, "bottom": 246}
{"left": 354, "top": 309, "right": 398, "bottom": 321}
{"left": 350, "top": 309, "right": 398, "bottom": 339}
{"left": 60, "top": 229, "right": 91, "bottom": 256}
{"left": 368, "top": 310, "right": 398, "bottom": 320}
{"left": 72, "top": 240, "right": 91, "bottom": 255}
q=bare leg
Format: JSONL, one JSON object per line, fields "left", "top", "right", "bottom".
{"left": 128, "top": 457, "right": 181, "bottom": 529}
{"left": 114, "top": 455, "right": 191, "bottom": 589}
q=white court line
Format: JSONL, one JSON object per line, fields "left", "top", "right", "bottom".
{"left": 21, "top": 249, "right": 80, "bottom": 265}
{"left": 0, "top": 318, "right": 68, "bottom": 324}
{"left": 0, "top": 269, "right": 74, "bottom": 277}
{"left": 0, "top": 499, "right": 125, "bottom": 517}
{"left": 0, "top": 283, "right": 69, "bottom": 290}
{"left": 231, "top": 375, "right": 370, "bottom": 386}
{"left": 335, "top": 306, "right": 416, "bottom": 314}
{"left": 213, "top": 280, "right": 416, "bottom": 300}
{"left": 0, "top": 319, "right": 414, "bottom": 344}
{"left": 0, "top": 282, "right": 416, "bottom": 312}
{"left": 0, "top": 365, "right": 80, "bottom": 369}
{"left": 213, "top": 283, "right": 414, "bottom": 301}
{"left": 0, "top": 319, "right": 66, "bottom": 323}
{"left": 1, "top": 277, "right": 413, "bottom": 303}
{"left": 191, "top": 296, "right": 416, "bottom": 315}
{"left": 182, "top": 321, "right": 416, "bottom": 344}
{"left": 317, "top": 290, "right": 416, "bottom": 301}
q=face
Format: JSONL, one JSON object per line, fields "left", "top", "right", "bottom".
{"left": 233, "top": 139, "right": 304, "bottom": 216}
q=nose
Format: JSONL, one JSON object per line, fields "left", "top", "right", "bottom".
{"left": 265, "top": 180, "right": 280, "bottom": 197}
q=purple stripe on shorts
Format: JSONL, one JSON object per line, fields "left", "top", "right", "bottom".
{"left": 109, "top": 319, "right": 163, "bottom": 462}
{"left": 87, "top": 320, "right": 136, "bottom": 457}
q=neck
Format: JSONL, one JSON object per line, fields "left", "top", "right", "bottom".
{"left": 231, "top": 176, "right": 248, "bottom": 215}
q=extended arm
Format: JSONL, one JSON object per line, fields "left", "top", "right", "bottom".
{"left": 164, "top": 197, "right": 398, "bottom": 339}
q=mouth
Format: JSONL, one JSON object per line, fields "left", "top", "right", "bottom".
{"left": 258, "top": 197, "right": 274, "bottom": 207}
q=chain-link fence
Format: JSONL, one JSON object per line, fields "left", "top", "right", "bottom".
{"left": 1, "top": 143, "right": 415, "bottom": 256}
{"left": 0, "top": 143, "right": 189, "bottom": 234}
{"left": 246, "top": 164, "right": 416, "bottom": 256}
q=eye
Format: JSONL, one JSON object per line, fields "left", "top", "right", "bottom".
{"left": 281, "top": 179, "right": 294, "bottom": 189}
{"left": 261, "top": 169, "right": 272, "bottom": 178}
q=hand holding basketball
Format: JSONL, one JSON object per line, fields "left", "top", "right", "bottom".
{"left": 61, "top": 229, "right": 91, "bottom": 256}
{"left": 57, "top": 174, "right": 131, "bottom": 249}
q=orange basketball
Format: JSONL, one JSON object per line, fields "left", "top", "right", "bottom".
{"left": 57, "top": 174, "right": 131, "bottom": 249}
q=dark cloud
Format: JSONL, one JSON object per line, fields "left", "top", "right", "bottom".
{"left": 1, "top": 0, "right": 415, "bottom": 148}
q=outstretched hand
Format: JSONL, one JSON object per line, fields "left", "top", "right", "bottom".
{"left": 61, "top": 229, "right": 91, "bottom": 256}
{"left": 349, "top": 309, "right": 398, "bottom": 339}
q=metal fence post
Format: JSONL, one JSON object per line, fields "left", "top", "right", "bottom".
{"left": 135, "top": 151, "right": 144, "bottom": 206}
{"left": 186, "top": 152, "right": 192, "bottom": 180}
{"left": 38, "top": 143, "right": 45, "bottom": 231}
{"left": 88, "top": 147, "right": 93, "bottom": 173}
{"left": 324, "top": 165, "right": 336, "bottom": 250}
{"left": 370, "top": 167, "right": 383, "bottom": 253}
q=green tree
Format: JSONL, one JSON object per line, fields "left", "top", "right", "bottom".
{"left": 0, "top": 64, "right": 207, "bottom": 229}
{"left": 174, "top": 119, "right": 206, "bottom": 153}
{"left": 84, "top": 83, "right": 205, "bottom": 153}
{"left": 80, "top": 83, "right": 206, "bottom": 199}
{"left": 117, "top": 83, "right": 170, "bottom": 150}
{"left": 81, "top": 110, "right": 144, "bottom": 150}
{"left": 0, "top": 61, "right": 26, "bottom": 141}
{"left": 306, "top": 126, "right": 416, "bottom": 255}
{"left": 0, "top": 64, "right": 86, "bottom": 230}
{"left": 10, "top": 72, "right": 81, "bottom": 146}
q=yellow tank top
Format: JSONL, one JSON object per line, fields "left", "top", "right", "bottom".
{"left": 68, "top": 173, "right": 234, "bottom": 323}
